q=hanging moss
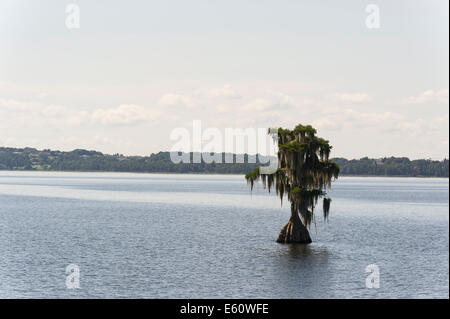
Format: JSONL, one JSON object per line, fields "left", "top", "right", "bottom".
{"left": 323, "top": 198, "right": 332, "bottom": 221}
{"left": 245, "top": 167, "right": 260, "bottom": 191}
{"left": 290, "top": 187, "right": 324, "bottom": 197}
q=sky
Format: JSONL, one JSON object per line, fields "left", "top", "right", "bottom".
{"left": 0, "top": 0, "right": 448, "bottom": 159}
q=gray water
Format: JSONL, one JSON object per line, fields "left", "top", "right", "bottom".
{"left": 0, "top": 172, "right": 448, "bottom": 298}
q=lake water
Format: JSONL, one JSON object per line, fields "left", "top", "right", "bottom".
{"left": 0, "top": 172, "right": 448, "bottom": 298}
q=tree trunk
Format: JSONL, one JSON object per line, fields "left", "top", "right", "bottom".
{"left": 277, "top": 204, "right": 312, "bottom": 244}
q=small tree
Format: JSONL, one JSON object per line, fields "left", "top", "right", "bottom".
{"left": 245, "top": 124, "right": 339, "bottom": 244}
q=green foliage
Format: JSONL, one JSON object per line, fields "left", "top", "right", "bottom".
{"left": 245, "top": 167, "right": 260, "bottom": 190}
{"left": 293, "top": 124, "right": 317, "bottom": 136}
{"left": 331, "top": 157, "right": 449, "bottom": 177}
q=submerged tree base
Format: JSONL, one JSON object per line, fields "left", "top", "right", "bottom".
{"left": 277, "top": 215, "right": 312, "bottom": 244}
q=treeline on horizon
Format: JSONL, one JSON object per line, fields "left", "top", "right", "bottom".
{"left": 0, "top": 147, "right": 448, "bottom": 177}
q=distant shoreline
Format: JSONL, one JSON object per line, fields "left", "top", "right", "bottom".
{"left": 1, "top": 147, "right": 448, "bottom": 178}
{"left": 0, "top": 169, "right": 448, "bottom": 179}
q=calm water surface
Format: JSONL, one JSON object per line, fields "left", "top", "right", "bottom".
{"left": 0, "top": 172, "right": 448, "bottom": 298}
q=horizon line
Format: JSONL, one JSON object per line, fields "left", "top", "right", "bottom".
{"left": 1, "top": 145, "right": 448, "bottom": 162}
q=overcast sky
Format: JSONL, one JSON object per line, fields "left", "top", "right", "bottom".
{"left": 0, "top": 0, "right": 448, "bottom": 159}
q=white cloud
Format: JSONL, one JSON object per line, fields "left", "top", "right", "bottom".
{"left": 244, "top": 93, "right": 295, "bottom": 112}
{"left": 312, "top": 107, "right": 411, "bottom": 133}
{"left": 36, "top": 92, "right": 48, "bottom": 99}
{"left": 0, "top": 98, "right": 37, "bottom": 112}
{"left": 159, "top": 93, "right": 197, "bottom": 108}
{"left": 206, "top": 85, "right": 241, "bottom": 99}
{"left": 66, "top": 111, "right": 90, "bottom": 126}
{"left": 0, "top": 98, "right": 70, "bottom": 119}
{"left": 344, "top": 109, "right": 404, "bottom": 128}
{"left": 333, "top": 93, "right": 371, "bottom": 103}
{"left": 402, "top": 89, "right": 449, "bottom": 105}
{"left": 0, "top": 96, "right": 165, "bottom": 128}
{"left": 91, "top": 104, "right": 160, "bottom": 126}
{"left": 244, "top": 98, "right": 273, "bottom": 112}
{"left": 312, "top": 108, "right": 450, "bottom": 142}
{"left": 40, "top": 104, "right": 69, "bottom": 118}
{"left": 215, "top": 104, "right": 230, "bottom": 113}
{"left": 312, "top": 117, "right": 343, "bottom": 131}
{"left": 1, "top": 83, "right": 448, "bottom": 159}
